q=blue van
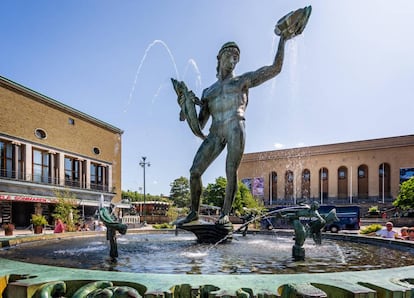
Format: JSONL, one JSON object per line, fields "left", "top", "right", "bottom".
{"left": 260, "top": 205, "right": 360, "bottom": 233}
{"left": 318, "top": 205, "right": 360, "bottom": 233}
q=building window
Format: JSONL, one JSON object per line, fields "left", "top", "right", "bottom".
{"left": 0, "top": 140, "right": 24, "bottom": 179}
{"left": 90, "top": 162, "right": 107, "bottom": 191}
{"left": 33, "top": 148, "right": 50, "bottom": 183}
{"left": 0, "top": 140, "right": 13, "bottom": 178}
{"left": 285, "top": 170, "right": 294, "bottom": 200}
{"left": 93, "top": 147, "right": 101, "bottom": 155}
{"left": 34, "top": 128, "right": 47, "bottom": 139}
{"left": 287, "top": 172, "right": 294, "bottom": 182}
{"left": 303, "top": 170, "right": 310, "bottom": 181}
{"left": 68, "top": 118, "right": 75, "bottom": 125}
{"left": 65, "top": 156, "right": 80, "bottom": 187}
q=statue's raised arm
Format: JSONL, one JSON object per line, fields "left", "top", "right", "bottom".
{"left": 171, "top": 78, "right": 206, "bottom": 140}
{"left": 244, "top": 6, "right": 312, "bottom": 88}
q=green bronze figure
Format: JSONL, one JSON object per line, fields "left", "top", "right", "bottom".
{"left": 99, "top": 207, "right": 127, "bottom": 259}
{"left": 172, "top": 7, "right": 311, "bottom": 227}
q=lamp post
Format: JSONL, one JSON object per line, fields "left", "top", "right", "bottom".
{"left": 139, "top": 156, "right": 150, "bottom": 223}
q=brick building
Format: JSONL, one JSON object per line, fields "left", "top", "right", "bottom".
{"left": 238, "top": 135, "right": 414, "bottom": 207}
{"left": 0, "top": 76, "right": 123, "bottom": 227}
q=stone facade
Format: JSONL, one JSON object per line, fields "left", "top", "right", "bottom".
{"left": 0, "top": 76, "right": 123, "bottom": 226}
{"left": 238, "top": 135, "right": 414, "bottom": 206}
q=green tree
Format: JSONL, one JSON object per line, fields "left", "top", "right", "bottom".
{"left": 122, "top": 190, "right": 143, "bottom": 202}
{"left": 203, "top": 177, "right": 261, "bottom": 215}
{"left": 394, "top": 177, "right": 414, "bottom": 210}
{"left": 52, "top": 189, "right": 80, "bottom": 232}
{"left": 233, "top": 181, "right": 261, "bottom": 215}
{"left": 169, "top": 176, "right": 190, "bottom": 208}
{"left": 121, "top": 190, "right": 166, "bottom": 202}
{"left": 203, "top": 176, "right": 227, "bottom": 207}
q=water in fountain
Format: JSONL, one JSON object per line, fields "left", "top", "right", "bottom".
{"left": 123, "top": 39, "right": 202, "bottom": 113}
{"left": 2, "top": 232, "right": 414, "bottom": 275}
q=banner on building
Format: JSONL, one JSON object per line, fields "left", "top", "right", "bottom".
{"left": 241, "top": 177, "right": 264, "bottom": 198}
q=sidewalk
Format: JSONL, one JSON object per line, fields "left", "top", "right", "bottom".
{"left": 1, "top": 224, "right": 156, "bottom": 239}
{"left": 0, "top": 228, "right": 54, "bottom": 238}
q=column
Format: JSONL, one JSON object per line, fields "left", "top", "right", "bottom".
{"left": 85, "top": 160, "right": 91, "bottom": 189}
{"left": 58, "top": 153, "right": 65, "bottom": 186}
{"left": 49, "top": 151, "right": 55, "bottom": 184}
{"left": 12, "top": 142, "right": 20, "bottom": 179}
{"left": 108, "top": 165, "right": 113, "bottom": 192}
{"left": 25, "top": 144, "right": 32, "bottom": 181}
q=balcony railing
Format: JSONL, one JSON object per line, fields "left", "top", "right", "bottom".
{"left": 0, "top": 170, "right": 110, "bottom": 193}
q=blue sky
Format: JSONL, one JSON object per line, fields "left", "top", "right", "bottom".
{"left": 2, "top": 1, "right": 414, "bottom": 196}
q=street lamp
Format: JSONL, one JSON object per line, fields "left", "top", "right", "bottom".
{"left": 139, "top": 156, "right": 150, "bottom": 222}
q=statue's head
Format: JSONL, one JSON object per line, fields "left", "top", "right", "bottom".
{"left": 310, "top": 201, "right": 320, "bottom": 210}
{"left": 217, "top": 41, "right": 240, "bottom": 59}
{"left": 216, "top": 41, "right": 240, "bottom": 77}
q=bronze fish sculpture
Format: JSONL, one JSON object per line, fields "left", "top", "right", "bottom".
{"left": 171, "top": 78, "right": 206, "bottom": 140}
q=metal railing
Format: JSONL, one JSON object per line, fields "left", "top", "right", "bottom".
{"left": 0, "top": 170, "right": 110, "bottom": 193}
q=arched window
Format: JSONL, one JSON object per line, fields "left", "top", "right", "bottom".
{"left": 358, "top": 164, "right": 369, "bottom": 199}
{"left": 271, "top": 171, "right": 277, "bottom": 202}
{"left": 285, "top": 170, "right": 294, "bottom": 200}
{"left": 337, "top": 166, "right": 348, "bottom": 199}
{"left": 301, "top": 169, "right": 310, "bottom": 199}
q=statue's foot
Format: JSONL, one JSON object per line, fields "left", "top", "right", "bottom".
{"left": 217, "top": 214, "right": 230, "bottom": 225}
{"left": 174, "top": 211, "right": 199, "bottom": 226}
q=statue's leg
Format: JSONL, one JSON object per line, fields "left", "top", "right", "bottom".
{"left": 293, "top": 220, "right": 306, "bottom": 247}
{"left": 180, "top": 136, "right": 224, "bottom": 224}
{"left": 292, "top": 220, "right": 306, "bottom": 261}
{"left": 220, "top": 121, "right": 245, "bottom": 223}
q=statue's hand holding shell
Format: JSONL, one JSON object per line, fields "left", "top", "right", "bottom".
{"left": 274, "top": 6, "right": 312, "bottom": 39}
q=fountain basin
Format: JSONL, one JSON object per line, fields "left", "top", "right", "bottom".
{"left": 1, "top": 231, "right": 414, "bottom": 275}
{"left": 1, "top": 230, "right": 414, "bottom": 297}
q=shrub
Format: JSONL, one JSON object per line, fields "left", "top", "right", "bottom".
{"left": 153, "top": 223, "right": 174, "bottom": 229}
{"left": 368, "top": 206, "right": 379, "bottom": 213}
{"left": 360, "top": 224, "right": 382, "bottom": 234}
{"left": 31, "top": 214, "right": 48, "bottom": 226}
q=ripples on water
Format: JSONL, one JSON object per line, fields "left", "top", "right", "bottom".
{"left": 1, "top": 233, "right": 414, "bottom": 274}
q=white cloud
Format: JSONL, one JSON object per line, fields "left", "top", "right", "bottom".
{"left": 274, "top": 143, "right": 284, "bottom": 149}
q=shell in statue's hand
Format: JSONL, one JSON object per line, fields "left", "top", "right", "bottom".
{"left": 275, "top": 6, "right": 312, "bottom": 39}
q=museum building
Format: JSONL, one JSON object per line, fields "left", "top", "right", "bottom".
{"left": 238, "top": 135, "right": 414, "bottom": 207}
{"left": 0, "top": 76, "right": 123, "bottom": 227}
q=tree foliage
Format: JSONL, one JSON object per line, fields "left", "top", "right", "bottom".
{"left": 169, "top": 176, "right": 191, "bottom": 208}
{"left": 394, "top": 177, "right": 414, "bottom": 210}
{"left": 203, "top": 176, "right": 227, "bottom": 207}
{"left": 121, "top": 190, "right": 167, "bottom": 202}
{"left": 52, "top": 189, "right": 80, "bottom": 232}
{"left": 203, "top": 177, "right": 260, "bottom": 215}
{"left": 233, "top": 181, "right": 260, "bottom": 215}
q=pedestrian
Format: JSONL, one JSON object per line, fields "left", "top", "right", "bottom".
{"left": 53, "top": 219, "right": 65, "bottom": 233}
{"left": 400, "top": 226, "right": 409, "bottom": 239}
{"left": 406, "top": 227, "right": 414, "bottom": 241}
{"left": 375, "top": 221, "right": 398, "bottom": 238}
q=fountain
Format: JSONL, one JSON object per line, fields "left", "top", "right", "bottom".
{"left": 2, "top": 6, "right": 414, "bottom": 297}
{"left": 2, "top": 227, "right": 414, "bottom": 296}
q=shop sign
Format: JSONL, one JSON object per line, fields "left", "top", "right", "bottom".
{"left": 0, "top": 194, "right": 57, "bottom": 203}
